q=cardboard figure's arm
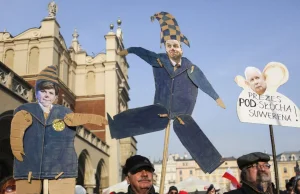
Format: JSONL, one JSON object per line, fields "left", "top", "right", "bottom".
{"left": 188, "top": 65, "right": 226, "bottom": 109}
{"left": 10, "top": 110, "right": 33, "bottom": 161}
{"left": 64, "top": 113, "right": 108, "bottom": 127}
{"left": 118, "top": 47, "right": 161, "bottom": 67}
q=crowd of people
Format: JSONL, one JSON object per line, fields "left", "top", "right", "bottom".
{"left": 1, "top": 150, "right": 300, "bottom": 194}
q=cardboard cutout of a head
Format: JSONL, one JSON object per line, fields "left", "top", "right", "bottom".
{"left": 235, "top": 62, "right": 300, "bottom": 128}
{"left": 244, "top": 67, "right": 267, "bottom": 95}
{"left": 35, "top": 65, "right": 59, "bottom": 107}
{"left": 165, "top": 40, "right": 183, "bottom": 61}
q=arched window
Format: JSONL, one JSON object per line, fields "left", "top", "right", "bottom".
{"left": 4, "top": 49, "right": 14, "bottom": 69}
{"left": 28, "top": 47, "right": 39, "bottom": 74}
{"left": 291, "top": 155, "right": 296, "bottom": 161}
{"left": 86, "top": 71, "right": 95, "bottom": 95}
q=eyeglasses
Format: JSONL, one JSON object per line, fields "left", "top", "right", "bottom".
{"left": 257, "top": 163, "right": 271, "bottom": 169}
{"left": 246, "top": 164, "right": 258, "bottom": 169}
{"left": 4, "top": 185, "right": 16, "bottom": 193}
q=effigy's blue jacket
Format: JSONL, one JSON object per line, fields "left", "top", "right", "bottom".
{"left": 13, "top": 103, "right": 77, "bottom": 180}
{"left": 127, "top": 47, "right": 219, "bottom": 118}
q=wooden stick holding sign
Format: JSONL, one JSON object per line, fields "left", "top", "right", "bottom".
{"left": 235, "top": 62, "right": 300, "bottom": 193}
{"left": 269, "top": 125, "right": 279, "bottom": 194}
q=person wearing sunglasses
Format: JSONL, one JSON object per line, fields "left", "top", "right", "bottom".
{"left": 0, "top": 176, "right": 16, "bottom": 194}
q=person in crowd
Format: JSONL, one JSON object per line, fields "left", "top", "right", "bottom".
{"left": 0, "top": 176, "right": 16, "bottom": 194}
{"left": 123, "top": 155, "right": 157, "bottom": 194}
{"left": 168, "top": 186, "right": 178, "bottom": 194}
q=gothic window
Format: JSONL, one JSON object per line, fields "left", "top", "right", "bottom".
{"left": 4, "top": 49, "right": 14, "bottom": 69}
{"left": 28, "top": 47, "right": 39, "bottom": 74}
{"left": 86, "top": 71, "right": 95, "bottom": 95}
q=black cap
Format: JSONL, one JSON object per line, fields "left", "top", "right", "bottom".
{"left": 237, "top": 152, "right": 270, "bottom": 170}
{"left": 168, "top": 186, "right": 178, "bottom": 193}
{"left": 122, "top": 155, "right": 155, "bottom": 175}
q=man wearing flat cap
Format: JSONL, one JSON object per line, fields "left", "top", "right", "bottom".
{"left": 123, "top": 155, "right": 157, "bottom": 194}
{"left": 224, "top": 152, "right": 276, "bottom": 194}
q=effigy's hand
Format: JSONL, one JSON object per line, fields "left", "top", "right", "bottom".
{"left": 117, "top": 49, "right": 128, "bottom": 56}
{"left": 216, "top": 98, "right": 226, "bottom": 109}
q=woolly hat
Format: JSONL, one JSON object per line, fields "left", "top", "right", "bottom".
{"left": 35, "top": 65, "right": 59, "bottom": 88}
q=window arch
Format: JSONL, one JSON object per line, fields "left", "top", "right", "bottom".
{"left": 4, "top": 49, "right": 14, "bottom": 69}
{"left": 86, "top": 71, "right": 95, "bottom": 95}
{"left": 28, "top": 47, "right": 39, "bottom": 74}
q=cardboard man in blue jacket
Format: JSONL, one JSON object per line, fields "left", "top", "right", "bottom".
{"left": 10, "top": 65, "right": 107, "bottom": 194}
{"left": 108, "top": 12, "right": 226, "bottom": 174}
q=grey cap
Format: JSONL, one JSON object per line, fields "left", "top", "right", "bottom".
{"left": 237, "top": 152, "right": 270, "bottom": 170}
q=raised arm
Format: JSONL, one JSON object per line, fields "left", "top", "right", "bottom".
{"left": 188, "top": 65, "right": 226, "bottom": 109}
{"left": 118, "top": 47, "right": 161, "bottom": 67}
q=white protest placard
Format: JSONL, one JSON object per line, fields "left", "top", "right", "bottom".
{"left": 235, "top": 62, "right": 300, "bottom": 128}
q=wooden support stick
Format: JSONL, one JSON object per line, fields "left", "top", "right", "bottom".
{"left": 269, "top": 125, "right": 279, "bottom": 194}
{"left": 159, "top": 120, "right": 171, "bottom": 194}
{"left": 43, "top": 179, "right": 49, "bottom": 194}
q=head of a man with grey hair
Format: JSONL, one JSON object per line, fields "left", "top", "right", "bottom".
{"left": 244, "top": 67, "right": 267, "bottom": 95}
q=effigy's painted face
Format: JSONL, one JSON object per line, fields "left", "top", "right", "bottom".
{"left": 165, "top": 40, "right": 183, "bottom": 61}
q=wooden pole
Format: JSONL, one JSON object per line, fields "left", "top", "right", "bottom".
{"left": 159, "top": 120, "right": 171, "bottom": 194}
{"left": 43, "top": 179, "right": 49, "bottom": 194}
{"left": 269, "top": 125, "right": 279, "bottom": 194}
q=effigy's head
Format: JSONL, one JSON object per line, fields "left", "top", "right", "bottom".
{"left": 165, "top": 39, "right": 183, "bottom": 61}
{"left": 35, "top": 65, "right": 59, "bottom": 107}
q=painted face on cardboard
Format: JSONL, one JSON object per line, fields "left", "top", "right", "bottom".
{"left": 165, "top": 40, "right": 183, "bottom": 62}
{"left": 245, "top": 69, "right": 267, "bottom": 95}
{"left": 36, "top": 88, "right": 57, "bottom": 108}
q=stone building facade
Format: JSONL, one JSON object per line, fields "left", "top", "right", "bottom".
{"left": 0, "top": 1, "right": 137, "bottom": 193}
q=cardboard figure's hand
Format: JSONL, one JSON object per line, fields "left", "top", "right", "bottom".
{"left": 117, "top": 49, "right": 128, "bottom": 56}
{"left": 64, "top": 113, "right": 108, "bottom": 127}
{"left": 216, "top": 98, "right": 226, "bottom": 109}
{"left": 10, "top": 110, "right": 33, "bottom": 161}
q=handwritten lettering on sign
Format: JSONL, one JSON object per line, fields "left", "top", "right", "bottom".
{"left": 237, "top": 90, "right": 300, "bottom": 127}
{"left": 235, "top": 62, "right": 300, "bottom": 128}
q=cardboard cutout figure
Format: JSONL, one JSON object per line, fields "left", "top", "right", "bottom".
{"left": 10, "top": 65, "right": 107, "bottom": 194}
{"left": 235, "top": 62, "right": 300, "bottom": 127}
{"left": 108, "top": 12, "right": 226, "bottom": 173}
